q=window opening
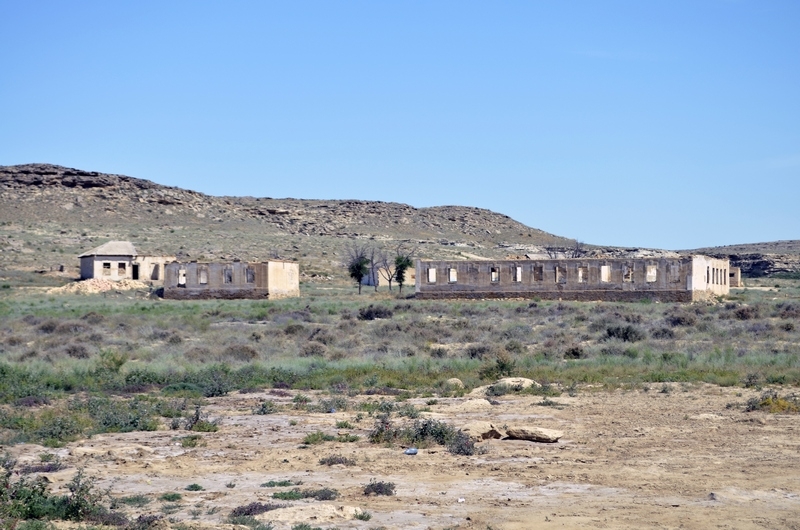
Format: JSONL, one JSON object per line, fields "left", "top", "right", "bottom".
{"left": 199, "top": 266, "right": 208, "bottom": 285}
{"left": 132, "top": 264, "right": 139, "bottom": 280}
{"left": 578, "top": 266, "right": 588, "bottom": 283}
{"left": 223, "top": 268, "right": 233, "bottom": 284}
{"left": 646, "top": 265, "right": 657, "bottom": 283}
{"left": 151, "top": 264, "right": 160, "bottom": 281}
{"left": 427, "top": 268, "right": 437, "bottom": 283}
{"left": 246, "top": 267, "right": 256, "bottom": 284}
{"left": 448, "top": 268, "right": 457, "bottom": 283}
{"left": 724, "top": 268, "right": 727, "bottom": 285}
{"left": 178, "top": 268, "right": 186, "bottom": 287}
{"left": 555, "top": 266, "right": 566, "bottom": 284}
{"left": 533, "top": 265, "right": 543, "bottom": 282}
{"left": 102, "top": 262, "right": 111, "bottom": 276}
{"left": 490, "top": 267, "right": 500, "bottom": 283}
{"left": 623, "top": 264, "right": 634, "bottom": 283}
{"left": 513, "top": 266, "right": 522, "bottom": 282}
{"left": 600, "top": 265, "right": 611, "bottom": 283}
{"left": 118, "top": 262, "right": 126, "bottom": 275}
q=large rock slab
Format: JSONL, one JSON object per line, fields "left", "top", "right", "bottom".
{"left": 468, "top": 377, "right": 541, "bottom": 397}
{"left": 462, "top": 421, "right": 505, "bottom": 441}
{"left": 505, "top": 426, "right": 563, "bottom": 443}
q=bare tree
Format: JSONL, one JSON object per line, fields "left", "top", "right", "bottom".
{"left": 377, "top": 247, "right": 395, "bottom": 292}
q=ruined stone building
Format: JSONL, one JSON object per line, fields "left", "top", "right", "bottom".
{"left": 415, "top": 255, "right": 730, "bottom": 302}
{"left": 78, "top": 241, "right": 174, "bottom": 285}
{"left": 163, "top": 260, "right": 299, "bottom": 300}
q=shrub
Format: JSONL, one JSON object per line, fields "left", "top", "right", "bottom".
{"left": 185, "top": 483, "right": 204, "bottom": 491}
{"left": 358, "top": 305, "right": 393, "bottom": 320}
{"left": 273, "top": 488, "right": 338, "bottom": 501}
{"left": 666, "top": 313, "right": 696, "bottom": 327}
{"left": 303, "top": 431, "right": 336, "bottom": 445}
{"left": 229, "top": 502, "right": 286, "bottom": 518}
{"left": 301, "top": 342, "right": 328, "bottom": 357}
{"left": 464, "top": 344, "right": 493, "bottom": 360}
{"left": 651, "top": 327, "right": 675, "bottom": 339}
{"left": 254, "top": 400, "right": 278, "bottom": 415}
{"left": 364, "top": 479, "right": 395, "bottom": 496}
{"left": 563, "top": 345, "right": 585, "bottom": 359}
{"left": 745, "top": 391, "right": 800, "bottom": 413}
{"left": 354, "top": 510, "right": 372, "bottom": 521}
{"left": 159, "top": 492, "right": 182, "bottom": 502}
{"left": 447, "top": 430, "right": 477, "bottom": 456}
{"left": 605, "top": 325, "right": 645, "bottom": 343}
{"left": 119, "top": 494, "right": 151, "bottom": 507}
{"left": 319, "top": 454, "right": 356, "bottom": 466}
{"left": 734, "top": 306, "right": 759, "bottom": 321}
{"left": 222, "top": 344, "right": 259, "bottom": 361}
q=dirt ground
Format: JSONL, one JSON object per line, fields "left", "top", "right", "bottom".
{"left": 8, "top": 384, "right": 800, "bottom": 530}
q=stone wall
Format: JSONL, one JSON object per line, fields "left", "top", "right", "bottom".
{"left": 162, "top": 260, "right": 298, "bottom": 300}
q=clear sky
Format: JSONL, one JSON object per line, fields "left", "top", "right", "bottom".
{"left": 1, "top": 1, "right": 798, "bottom": 250}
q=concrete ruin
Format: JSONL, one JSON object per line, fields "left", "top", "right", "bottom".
{"left": 162, "top": 260, "right": 299, "bottom": 300}
{"left": 78, "top": 241, "right": 174, "bottom": 285}
{"left": 415, "top": 255, "right": 730, "bottom": 302}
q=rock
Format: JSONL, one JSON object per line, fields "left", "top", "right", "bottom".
{"left": 505, "top": 426, "right": 563, "bottom": 443}
{"left": 462, "top": 421, "right": 505, "bottom": 441}
{"left": 495, "top": 377, "right": 540, "bottom": 389}
{"left": 445, "top": 377, "right": 465, "bottom": 389}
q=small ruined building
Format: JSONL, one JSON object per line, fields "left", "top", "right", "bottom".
{"left": 78, "top": 241, "right": 174, "bottom": 285}
{"left": 415, "top": 255, "right": 730, "bottom": 302}
{"left": 163, "top": 260, "right": 299, "bottom": 299}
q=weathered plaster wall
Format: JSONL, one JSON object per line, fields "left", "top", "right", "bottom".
{"left": 415, "top": 256, "right": 728, "bottom": 302}
{"left": 163, "top": 261, "right": 298, "bottom": 300}
{"left": 266, "top": 261, "right": 300, "bottom": 299}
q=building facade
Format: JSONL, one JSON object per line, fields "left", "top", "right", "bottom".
{"left": 162, "top": 260, "right": 299, "bottom": 300}
{"left": 78, "top": 241, "right": 174, "bottom": 285}
{"left": 415, "top": 255, "right": 730, "bottom": 302}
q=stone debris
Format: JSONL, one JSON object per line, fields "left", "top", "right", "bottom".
{"left": 468, "top": 377, "right": 541, "bottom": 397}
{"left": 48, "top": 278, "right": 150, "bottom": 295}
{"left": 461, "top": 421, "right": 505, "bottom": 441}
{"left": 504, "top": 426, "right": 563, "bottom": 443}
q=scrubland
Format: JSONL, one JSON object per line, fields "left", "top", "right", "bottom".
{"left": 0, "top": 279, "right": 799, "bottom": 529}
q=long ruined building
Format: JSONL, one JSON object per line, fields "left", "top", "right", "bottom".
{"left": 415, "top": 255, "right": 731, "bottom": 302}
{"left": 162, "top": 260, "right": 299, "bottom": 300}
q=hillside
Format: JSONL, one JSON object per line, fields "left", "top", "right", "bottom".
{"left": 686, "top": 241, "right": 800, "bottom": 278}
{"left": 0, "top": 164, "right": 577, "bottom": 281}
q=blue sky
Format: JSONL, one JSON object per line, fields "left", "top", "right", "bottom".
{"left": 1, "top": 1, "right": 798, "bottom": 250}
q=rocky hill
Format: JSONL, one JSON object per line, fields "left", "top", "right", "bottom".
{"left": 686, "top": 241, "right": 800, "bottom": 278}
{"left": 0, "top": 164, "right": 578, "bottom": 280}
{"left": 2, "top": 164, "right": 796, "bottom": 281}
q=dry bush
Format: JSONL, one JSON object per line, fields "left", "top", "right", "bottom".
{"left": 185, "top": 346, "right": 212, "bottom": 362}
{"left": 55, "top": 321, "right": 89, "bottom": 334}
{"left": 308, "top": 327, "right": 338, "bottom": 345}
{"left": 65, "top": 344, "right": 90, "bottom": 359}
{"left": 301, "top": 342, "right": 328, "bottom": 357}
{"left": 221, "top": 344, "right": 259, "bottom": 361}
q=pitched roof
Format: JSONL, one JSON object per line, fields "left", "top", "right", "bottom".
{"left": 78, "top": 241, "right": 138, "bottom": 258}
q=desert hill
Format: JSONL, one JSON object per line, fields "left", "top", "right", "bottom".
{"left": 0, "top": 163, "right": 577, "bottom": 281}
{"left": 1, "top": 164, "right": 796, "bottom": 281}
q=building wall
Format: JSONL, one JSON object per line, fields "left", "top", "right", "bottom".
{"left": 266, "top": 261, "right": 300, "bottom": 299}
{"left": 415, "top": 256, "right": 728, "bottom": 302}
{"left": 163, "top": 261, "right": 298, "bottom": 299}
{"left": 729, "top": 267, "right": 743, "bottom": 288}
{"left": 80, "top": 255, "right": 173, "bottom": 285}
{"left": 689, "top": 255, "right": 731, "bottom": 300}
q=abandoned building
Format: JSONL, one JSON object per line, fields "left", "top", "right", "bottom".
{"left": 414, "top": 255, "right": 731, "bottom": 302}
{"left": 162, "top": 260, "right": 300, "bottom": 300}
{"left": 78, "top": 241, "right": 174, "bottom": 285}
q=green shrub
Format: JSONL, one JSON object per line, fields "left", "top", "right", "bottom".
{"left": 254, "top": 400, "right": 278, "bottom": 415}
{"left": 364, "top": 479, "right": 395, "bottom": 496}
{"left": 185, "top": 483, "right": 204, "bottom": 491}
{"left": 261, "top": 479, "right": 302, "bottom": 487}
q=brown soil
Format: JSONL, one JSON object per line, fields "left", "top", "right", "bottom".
{"left": 8, "top": 385, "right": 800, "bottom": 529}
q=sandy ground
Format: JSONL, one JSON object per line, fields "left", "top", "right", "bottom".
{"left": 8, "top": 384, "right": 800, "bottom": 530}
